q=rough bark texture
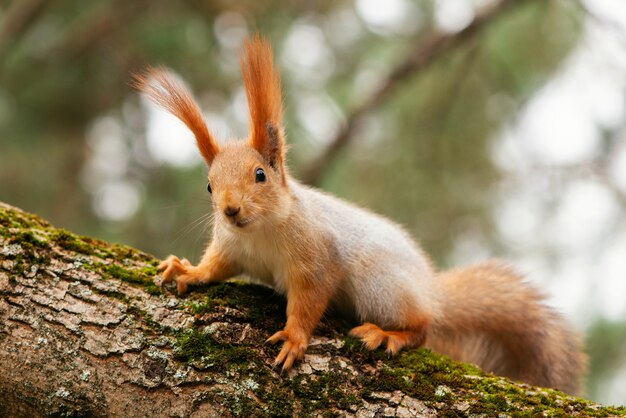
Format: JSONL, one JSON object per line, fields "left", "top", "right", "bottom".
{"left": 0, "top": 202, "right": 624, "bottom": 417}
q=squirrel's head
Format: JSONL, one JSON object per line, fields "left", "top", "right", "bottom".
{"left": 134, "top": 35, "right": 291, "bottom": 231}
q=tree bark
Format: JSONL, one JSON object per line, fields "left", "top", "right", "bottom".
{"left": 0, "top": 201, "right": 622, "bottom": 417}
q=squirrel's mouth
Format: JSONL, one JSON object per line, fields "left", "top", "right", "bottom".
{"left": 234, "top": 217, "right": 252, "bottom": 228}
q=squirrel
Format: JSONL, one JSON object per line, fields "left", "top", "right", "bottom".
{"left": 133, "top": 34, "right": 586, "bottom": 395}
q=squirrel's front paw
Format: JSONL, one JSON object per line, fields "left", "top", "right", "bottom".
{"left": 267, "top": 330, "right": 308, "bottom": 371}
{"left": 157, "top": 255, "right": 193, "bottom": 294}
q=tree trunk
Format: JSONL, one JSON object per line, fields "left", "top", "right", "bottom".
{"left": 0, "top": 202, "right": 622, "bottom": 417}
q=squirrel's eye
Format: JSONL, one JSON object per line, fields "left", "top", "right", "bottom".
{"left": 255, "top": 168, "right": 266, "bottom": 183}
{"left": 207, "top": 181, "right": 212, "bottom": 194}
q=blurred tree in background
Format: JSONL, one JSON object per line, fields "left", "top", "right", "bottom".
{"left": 1, "top": 0, "right": 625, "bottom": 404}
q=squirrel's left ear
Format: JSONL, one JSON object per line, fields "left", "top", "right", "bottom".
{"left": 132, "top": 67, "right": 220, "bottom": 166}
{"left": 240, "top": 35, "right": 286, "bottom": 178}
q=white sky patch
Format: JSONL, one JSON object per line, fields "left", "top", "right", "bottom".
{"left": 82, "top": 116, "right": 141, "bottom": 222}
{"left": 214, "top": 12, "right": 248, "bottom": 51}
{"left": 435, "top": 0, "right": 474, "bottom": 33}
{"left": 296, "top": 92, "right": 344, "bottom": 145}
{"left": 448, "top": 229, "right": 492, "bottom": 267}
{"left": 230, "top": 86, "right": 250, "bottom": 132}
{"left": 94, "top": 181, "right": 141, "bottom": 222}
{"left": 491, "top": 128, "right": 530, "bottom": 172}
{"left": 282, "top": 22, "right": 335, "bottom": 85}
{"left": 325, "top": 8, "right": 364, "bottom": 49}
{"left": 516, "top": 79, "right": 600, "bottom": 165}
{"left": 355, "top": 0, "right": 421, "bottom": 35}
{"left": 495, "top": 187, "right": 542, "bottom": 247}
{"left": 597, "top": 232, "right": 626, "bottom": 320}
{"left": 545, "top": 259, "right": 595, "bottom": 325}
{"left": 583, "top": 0, "right": 626, "bottom": 29}
{"left": 84, "top": 116, "right": 128, "bottom": 184}
{"left": 550, "top": 181, "right": 620, "bottom": 252}
{"left": 581, "top": 57, "right": 625, "bottom": 130}
{"left": 145, "top": 103, "right": 203, "bottom": 167}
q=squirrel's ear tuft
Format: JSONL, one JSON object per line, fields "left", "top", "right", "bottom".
{"left": 131, "top": 67, "right": 220, "bottom": 165}
{"left": 240, "top": 35, "right": 286, "bottom": 174}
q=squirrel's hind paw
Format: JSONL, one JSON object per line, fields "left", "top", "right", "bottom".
{"left": 349, "top": 323, "right": 386, "bottom": 350}
{"left": 349, "top": 322, "right": 426, "bottom": 356}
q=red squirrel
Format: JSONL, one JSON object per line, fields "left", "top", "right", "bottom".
{"left": 134, "top": 34, "right": 586, "bottom": 394}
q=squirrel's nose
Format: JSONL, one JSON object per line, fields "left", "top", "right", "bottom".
{"left": 224, "top": 206, "right": 241, "bottom": 217}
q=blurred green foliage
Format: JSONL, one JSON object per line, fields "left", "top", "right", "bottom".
{"left": 2, "top": 0, "right": 624, "bottom": 405}
{"left": 0, "top": 0, "right": 579, "bottom": 261}
{"left": 586, "top": 319, "right": 626, "bottom": 401}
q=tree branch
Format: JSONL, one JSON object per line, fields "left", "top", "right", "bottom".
{"left": 0, "top": 201, "right": 620, "bottom": 416}
{"left": 52, "top": 0, "right": 148, "bottom": 61}
{"left": 300, "top": 0, "right": 524, "bottom": 186}
{"left": 0, "top": 0, "right": 48, "bottom": 56}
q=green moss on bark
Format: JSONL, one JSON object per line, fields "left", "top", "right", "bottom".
{"left": 174, "top": 327, "right": 256, "bottom": 369}
{"left": 1, "top": 201, "right": 625, "bottom": 417}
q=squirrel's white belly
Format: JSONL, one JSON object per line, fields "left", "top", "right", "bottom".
{"left": 339, "top": 253, "right": 435, "bottom": 328}
{"left": 219, "top": 226, "right": 289, "bottom": 294}
{"left": 240, "top": 254, "right": 286, "bottom": 293}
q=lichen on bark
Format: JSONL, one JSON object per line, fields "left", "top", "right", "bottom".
{"left": 0, "top": 201, "right": 624, "bottom": 417}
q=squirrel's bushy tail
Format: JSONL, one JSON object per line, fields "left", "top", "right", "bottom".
{"left": 426, "top": 261, "right": 587, "bottom": 395}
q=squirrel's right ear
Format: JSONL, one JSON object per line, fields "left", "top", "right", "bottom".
{"left": 131, "top": 67, "right": 220, "bottom": 165}
{"left": 240, "top": 35, "right": 286, "bottom": 178}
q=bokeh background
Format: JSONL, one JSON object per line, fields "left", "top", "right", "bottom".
{"left": 1, "top": 0, "right": 625, "bottom": 404}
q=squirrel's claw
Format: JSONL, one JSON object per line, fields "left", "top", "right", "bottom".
{"left": 267, "top": 330, "right": 306, "bottom": 371}
{"left": 266, "top": 330, "right": 288, "bottom": 345}
{"left": 158, "top": 255, "right": 187, "bottom": 279}
{"left": 156, "top": 255, "right": 191, "bottom": 294}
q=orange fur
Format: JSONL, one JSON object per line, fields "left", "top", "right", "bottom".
{"left": 240, "top": 35, "right": 286, "bottom": 179}
{"left": 158, "top": 245, "right": 235, "bottom": 294}
{"left": 426, "top": 262, "right": 587, "bottom": 394}
{"left": 132, "top": 67, "right": 219, "bottom": 164}
{"left": 268, "top": 270, "right": 334, "bottom": 371}
{"left": 350, "top": 305, "right": 429, "bottom": 355}
{"left": 350, "top": 324, "right": 427, "bottom": 356}
{"left": 143, "top": 34, "right": 586, "bottom": 394}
